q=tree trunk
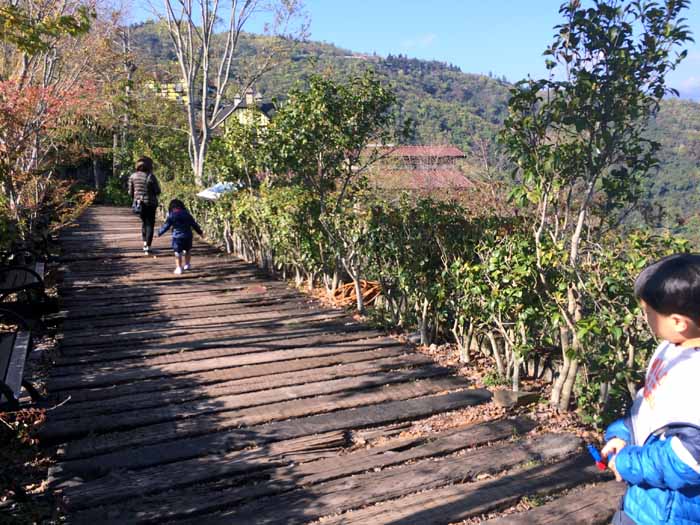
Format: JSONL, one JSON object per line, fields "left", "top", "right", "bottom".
{"left": 487, "top": 331, "right": 505, "bottom": 376}
{"left": 419, "top": 297, "right": 430, "bottom": 345}
{"left": 352, "top": 274, "right": 365, "bottom": 314}
{"left": 512, "top": 356, "right": 521, "bottom": 392}
{"left": 92, "top": 157, "right": 101, "bottom": 190}
{"left": 558, "top": 358, "right": 579, "bottom": 410}
{"left": 550, "top": 324, "right": 571, "bottom": 408}
{"left": 112, "top": 132, "right": 119, "bottom": 181}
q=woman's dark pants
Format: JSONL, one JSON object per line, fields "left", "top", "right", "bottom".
{"left": 140, "top": 204, "right": 157, "bottom": 247}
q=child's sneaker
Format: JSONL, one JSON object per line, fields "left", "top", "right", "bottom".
{"left": 183, "top": 263, "right": 191, "bottom": 270}
{"left": 143, "top": 244, "right": 150, "bottom": 253}
{"left": 174, "top": 267, "right": 183, "bottom": 275}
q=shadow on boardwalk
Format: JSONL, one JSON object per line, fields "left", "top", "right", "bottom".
{"left": 40, "top": 206, "right": 608, "bottom": 524}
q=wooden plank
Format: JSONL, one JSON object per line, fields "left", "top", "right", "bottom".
{"left": 49, "top": 352, "right": 436, "bottom": 420}
{"left": 480, "top": 480, "right": 624, "bottom": 525}
{"left": 60, "top": 297, "right": 313, "bottom": 330}
{"left": 57, "top": 376, "right": 471, "bottom": 452}
{"left": 140, "top": 433, "right": 584, "bottom": 525}
{"left": 62, "top": 418, "right": 535, "bottom": 515}
{"left": 57, "top": 318, "right": 369, "bottom": 354}
{"left": 336, "top": 459, "right": 613, "bottom": 525}
{"left": 54, "top": 326, "right": 382, "bottom": 366}
{"left": 58, "top": 309, "right": 348, "bottom": 345}
{"left": 312, "top": 455, "right": 605, "bottom": 525}
{"left": 40, "top": 366, "right": 453, "bottom": 442}
{"left": 61, "top": 295, "right": 312, "bottom": 328}
{"left": 60, "top": 292, "right": 303, "bottom": 321}
{"left": 56, "top": 390, "right": 492, "bottom": 478}
{"left": 35, "top": 261, "right": 45, "bottom": 278}
{"left": 1, "top": 332, "right": 30, "bottom": 403}
{"left": 48, "top": 336, "right": 397, "bottom": 391}
{"left": 60, "top": 271, "right": 270, "bottom": 292}
{"left": 0, "top": 333, "right": 15, "bottom": 378}
{"left": 56, "top": 345, "right": 414, "bottom": 404}
{"left": 52, "top": 332, "right": 397, "bottom": 377}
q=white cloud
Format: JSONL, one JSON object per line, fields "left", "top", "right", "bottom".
{"left": 673, "top": 76, "right": 700, "bottom": 100}
{"left": 401, "top": 33, "right": 437, "bottom": 50}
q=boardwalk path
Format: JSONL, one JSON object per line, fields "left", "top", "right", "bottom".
{"left": 42, "top": 206, "right": 613, "bottom": 524}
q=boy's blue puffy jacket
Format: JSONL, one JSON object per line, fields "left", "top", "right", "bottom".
{"left": 158, "top": 208, "right": 203, "bottom": 239}
{"left": 606, "top": 418, "right": 700, "bottom": 524}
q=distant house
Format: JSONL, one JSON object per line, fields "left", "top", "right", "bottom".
{"left": 367, "top": 144, "right": 473, "bottom": 191}
{"left": 217, "top": 87, "right": 276, "bottom": 128}
{"left": 382, "top": 145, "right": 466, "bottom": 169}
{"left": 146, "top": 81, "right": 215, "bottom": 106}
{"left": 148, "top": 82, "right": 274, "bottom": 128}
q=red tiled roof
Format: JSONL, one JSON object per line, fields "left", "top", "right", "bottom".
{"left": 385, "top": 145, "right": 466, "bottom": 158}
{"left": 372, "top": 169, "right": 474, "bottom": 190}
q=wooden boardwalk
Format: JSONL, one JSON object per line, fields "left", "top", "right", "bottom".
{"left": 42, "top": 206, "right": 615, "bottom": 524}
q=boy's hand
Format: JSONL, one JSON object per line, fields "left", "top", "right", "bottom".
{"left": 607, "top": 454, "right": 622, "bottom": 481}
{"left": 602, "top": 438, "right": 627, "bottom": 482}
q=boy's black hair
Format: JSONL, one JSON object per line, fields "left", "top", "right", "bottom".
{"left": 634, "top": 253, "right": 700, "bottom": 320}
{"left": 168, "top": 199, "right": 186, "bottom": 213}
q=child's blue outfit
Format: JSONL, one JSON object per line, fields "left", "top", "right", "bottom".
{"left": 157, "top": 207, "right": 203, "bottom": 254}
{"left": 605, "top": 340, "right": 700, "bottom": 525}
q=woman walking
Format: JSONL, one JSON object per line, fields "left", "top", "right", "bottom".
{"left": 128, "top": 156, "right": 161, "bottom": 253}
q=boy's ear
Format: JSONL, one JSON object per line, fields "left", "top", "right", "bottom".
{"left": 670, "top": 313, "right": 692, "bottom": 334}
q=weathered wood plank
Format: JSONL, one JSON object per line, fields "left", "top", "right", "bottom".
{"left": 41, "top": 367, "right": 454, "bottom": 442}
{"left": 52, "top": 333, "right": 398, "bottom": 377}
{"left": 53, "top": 345, "right": 411, "bottom": 403}
{"left": 299, "top": 455, "right": 607, "bottom": 525}
{"left": 156, "top": 434, "right": 584, "bottom": 525}
{"left": 49, "top": 352, "right": 436, "bottom": 420}
{"left": 57, "top": 318, "right": 370, "bottom": 355}
{"left": 56, "top": 390, "right": 492, "bottom": 478}
{"left": 60, "top": 417, "right": 534, "bottom": 512}
{"left": 48, "top": 336, "right": 397, "bottom": 391}
{"left": 480, "top": 480, "right": 624, "bottom": 525}
{"left": 58, "top": 309, "right": 349, "bottom": 346}
{"left": 65, "top": 418, "right": 537, "bottom": 521}
{"left": 58, "top": 376, "right": 471, "bottom": 452}
{"left": 59, "top": 298, "right": 321, "bottom": 331}
{"left": 54, "top": 328, "right": 384, "bottom": 367}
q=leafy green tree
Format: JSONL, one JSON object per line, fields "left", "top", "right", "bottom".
{"left": 0, "top": 2, "right": 91, "bottom": 57}
{"left": 265, "top": 71, "right": 406, "bottom": 312}
{"left": 500, "top": 0, "right": 692, "bottom": 410}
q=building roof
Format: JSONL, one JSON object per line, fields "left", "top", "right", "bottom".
{"left": 371, "top": 168, "right": 474, "bottom": 190}
{"left": 385, "top": 145, "right": 466, "bottom": 158}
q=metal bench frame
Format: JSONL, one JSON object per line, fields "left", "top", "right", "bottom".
{"left": 0, "top": 262, "right": 46, "bottom": 302}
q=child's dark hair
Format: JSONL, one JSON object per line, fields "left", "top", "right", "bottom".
{"left": 634, "top": 253, "right": 700, "bottom": 320}
{"left": 168, "top": 199, "right": 186, "bottom": 213}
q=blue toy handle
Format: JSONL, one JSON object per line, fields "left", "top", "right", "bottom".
{"left": 587, "top": 444, "right": 608, "bottom": 471}
{"left": 587, "top": 444, "right": 602, "bottom": 462}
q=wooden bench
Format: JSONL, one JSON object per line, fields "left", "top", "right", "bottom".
{"left": 0, "top": 330, "right": 35, "bottom": 411}
{"left": 0, "top": 308, "right": 41, "bottom": 410}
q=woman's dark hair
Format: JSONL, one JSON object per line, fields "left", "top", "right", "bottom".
{"left": 168, "top": 199, "right": 186, "bottom": 213}
{"left": 135, "top": 156, "right": 153, "bottom": 173}
{"left": 634, "top": 253, "right": 700, "bottom": 320}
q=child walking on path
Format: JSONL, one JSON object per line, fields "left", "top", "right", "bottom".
{"left": 602, "top": 253, "right": 700, "bottom": 525}
{"left": 158, "top": 199, "right": 204, "bottom": 275}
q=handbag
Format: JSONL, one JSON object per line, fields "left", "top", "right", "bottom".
{"left": 132, "top": 173, "right": 152, "bottom": 214}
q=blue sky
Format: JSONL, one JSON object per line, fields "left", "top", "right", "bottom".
{"left": 133, "top": 1, "right": 700, "bottom": 99}
{"left": 302, "top": 0, "right": 700, "bottom": 99}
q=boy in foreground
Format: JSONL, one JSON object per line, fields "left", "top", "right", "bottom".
{"left": 602, "top": 253, "right": 700, "bottom": 525}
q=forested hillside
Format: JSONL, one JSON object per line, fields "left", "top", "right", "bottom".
{"left": 131, "top": 21, "right": 700, "bottom": 240}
